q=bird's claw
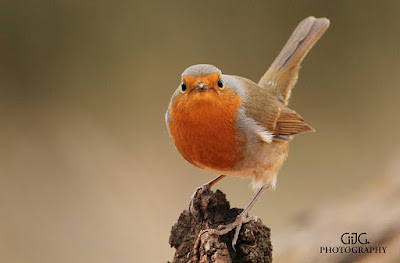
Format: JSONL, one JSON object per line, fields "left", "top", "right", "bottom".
{"left": 198, "top": 213, "right": 259, "bottom": 250}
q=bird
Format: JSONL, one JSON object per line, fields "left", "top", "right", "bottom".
{"left": 165, "top": 16, "right": 330, "bottom": 247}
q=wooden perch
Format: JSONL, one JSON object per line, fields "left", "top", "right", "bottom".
{"left": 168, "top": 188, "right": 272, "bottom": 263}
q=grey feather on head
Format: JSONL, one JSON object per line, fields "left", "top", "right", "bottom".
{"left": 181, "top": 64, "right": 222, "bottom": 78}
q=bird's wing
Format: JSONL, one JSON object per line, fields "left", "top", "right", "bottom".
{"left": 239, "top": 76, "right": 314, "bottom": 141}
{"left": 273, "top": 105, "right": 314, "bottom": 138}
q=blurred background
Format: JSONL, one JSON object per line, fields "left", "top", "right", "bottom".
{"left": 1, "top": 1, "right": 400, "bottom": 262}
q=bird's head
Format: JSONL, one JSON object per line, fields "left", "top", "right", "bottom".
{"left": 178, "top": 64, "right": 226, "bottom": 97}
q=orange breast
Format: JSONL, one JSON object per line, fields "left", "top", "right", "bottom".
{"left": 169, "top": 90, "right": 245, "bottom": 171}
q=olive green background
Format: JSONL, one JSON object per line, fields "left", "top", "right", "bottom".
{"left": 1, "top": 1, "right": 400, "bottom": 262}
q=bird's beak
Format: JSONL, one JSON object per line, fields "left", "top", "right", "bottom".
{"left": 195, "top": 82, "right": 209, "bottom": 92}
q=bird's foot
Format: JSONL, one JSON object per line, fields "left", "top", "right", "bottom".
{"left": 199, "top": 212, "right": 259, "bottom": 250}
{"left": 188, "top": 184, "right": 210, "bottom": 218}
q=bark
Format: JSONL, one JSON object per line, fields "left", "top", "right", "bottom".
{"left": 168, "top": 188, "right": 272, "bottom": 263}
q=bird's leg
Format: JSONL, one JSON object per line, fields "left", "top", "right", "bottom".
{"left": 199, "top": 183, "right": 270, "bottom": 250}
{"left": 189, "top": 175, "right": 227, "bottom": 217}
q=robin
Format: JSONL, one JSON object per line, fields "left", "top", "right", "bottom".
{"left": 166, "top": 16, "right": 329, "bottom": 247}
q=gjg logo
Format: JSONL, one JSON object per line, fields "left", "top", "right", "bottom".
{"left": 341, "top": 233, "right": 370, "bottom": 245}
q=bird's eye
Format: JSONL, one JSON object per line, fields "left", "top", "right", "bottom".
{"left": 181, "top": 82, "right": 187, "bottom": 93}
{"left": 217, "top": 79, "right": 224, "bottom": 89}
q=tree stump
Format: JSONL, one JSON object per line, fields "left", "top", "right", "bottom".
{"left": 168, "top": 188, "right": 272, "bottom": 263}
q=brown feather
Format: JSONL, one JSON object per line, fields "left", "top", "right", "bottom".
{"left": 275, "top": 106, "right": 314, "bottom": 136}
{"left": 239, "top": 76, "right": 314, "bottom": 138}
{"left": 258, "top": 16, "right": 330, "bottom": 105}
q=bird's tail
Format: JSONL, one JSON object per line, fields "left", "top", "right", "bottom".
{"left": 258, "top": 16, "right": 330, "bottom": 105}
